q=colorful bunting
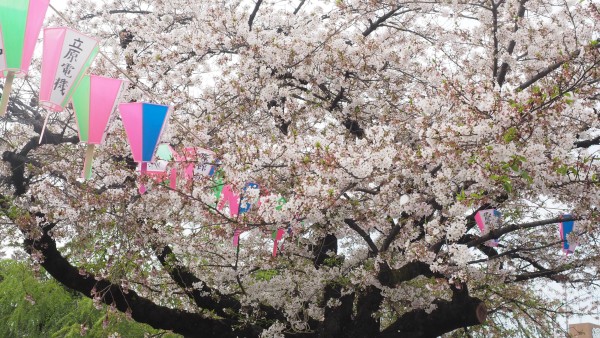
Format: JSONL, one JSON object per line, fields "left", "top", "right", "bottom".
{"left": 0, "top": 0, "right": 49, "bottom": 115}
{"left": 474, "top": 209, "right": 501, "bottom": 247}
{"left": 3, "top": 4, "right": 583, "bottom": 262}
{"left": 71, "top": 75, "right": 126, "bottom": 179}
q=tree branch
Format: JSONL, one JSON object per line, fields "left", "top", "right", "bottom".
{"left": 155, "top": 245, "right": 240, "bottom": 318}
{"left": 496, "top": 0, "right": 528, "bottom": 86}
{"left": 362, "top": 6, "right": 403, "bottom": 37}
{"left": 344, "top": 218, "right": 378, "bottom": 254}
{"left": 466, "top": 216, "right": 578, "bottom": 248}
{"left": 574, "top": 135, "right": 600, "bottom": 148}
{"left": 19, "top": 220, "right": 255, "bottom": 338}
{"left": 378, "top": 261, "right": 442, "bottom": 288}
{"left": 248, "top": 0, "right": 263, "bottom": 30}
{"left": 380, "top": 296, "right": 486, "bottom": 338}
{"left": 293, "top": 0, "right": 306, "bottom": 15}
{"left": 156, "top": 244, "right": 287, "bottom": 323}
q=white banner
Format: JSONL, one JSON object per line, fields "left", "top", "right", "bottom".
{"left": 49, "top": 29, "right": 96, "bottom": 106}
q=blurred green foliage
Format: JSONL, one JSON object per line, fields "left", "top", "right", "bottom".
{"left": 0, "top": 259, "right": 181, "bottom": 338}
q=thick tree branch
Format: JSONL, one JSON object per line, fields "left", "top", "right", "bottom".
{"left": 155, "top": 245, "right": 241, "bottom": 318}
{"left": 349, "top": 286, "right": 382, "bottom": 337}
{"left": 319, "top": 284, "right": 354, "bottom": 338}
{"left": 248, "top": 0, "right": 263, "bottom": 30}
{"left": 466, "top": 216, "right": 578, "bottom": 248}
{"left": 517, "top": 43, "right": 599, "bottom": 91}
{"left": 574, "top": 135, "right": 600, "bottom": 148}
{"left": 293, "top": 0, "right": 306, "bottom": 15}
{"left": 312, "top": 233, "right": 337, "bottom": 268}
{"left": 344, "top": 218, "right": 378, "bottom": 254}
{"left": 511, "top": 264, "right": 573, "bottom": 283}
{"left": 3, "top": 134, "right": 78, "bottom": 195}
{"left": 80, "top": 9, "right": 152, "bottom": 20}
{"left": 496, "top": 0, "right": 527, "bottom": 86}
{"left": 362, "top": 6, "right": 402, "bottom": 37}
{"left": 380, "top": 296, "right": 486, "bottom": 338}
{"left": 378, "top": 261, "right": 441, "bottom": 288}
{"left": 20, "top": 222, "right": 255, "bottom": 338}
{"left": 156, "top": 244, "right": 287, "bottom": 323}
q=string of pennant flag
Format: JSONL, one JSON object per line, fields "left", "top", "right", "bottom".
{"left": 475, "top": 209, "right": 578, "bottom": 255}
{"left": 0, "top": 0, "right": 579, "bottom": 256}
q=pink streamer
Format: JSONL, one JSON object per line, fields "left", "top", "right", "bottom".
{"left": 272, "top": 229, "right": 285, "bottom": 257}
{"left": 169, "top": 168, "right": 177, "bottom": 189}
{"left": 233, "top": 229, "right": 243, "bottom": 247}
{"left": 138, "top": 162, "right": 148, "bottom": 194}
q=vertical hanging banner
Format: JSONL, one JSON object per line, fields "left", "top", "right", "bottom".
{"left": 474, "top": 209, "right": 501, "bottom": 247}
{"left": 193, "top": 148, "right": 217, "bottom": 177}
{"left": 239, "top": 183, "right": 260, "bottom": 214}
{"left": 272, "top": 229, "right": 285, "bottom": 257}
{"left": 233, "top": 228, "right": 244, "bottom": 247}
{"left": 39, "top": 27, "right": 99, "bottom": 140}
{"left": 119, "top": 102, "right": 170, "bottom": 194}
{"left": 559, "top": 214, "right": 577, "bottom": 255}
{"left": 71, "top": 75, "right": 126, "bottom": 179}
{"left": 0, "top": 0, "right": 49, "bottom": 115}
{"left": 217, "top": 182, "right": 260, "bottom": 217}
{"left": 176, "top": 147, "right": 217, "bottom": 179}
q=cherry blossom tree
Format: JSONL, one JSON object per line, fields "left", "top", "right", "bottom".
{"left": 1, "top": 0, "right": 599, "bottom": 337}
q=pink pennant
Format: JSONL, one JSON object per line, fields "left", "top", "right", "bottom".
{"left": 169, "top": 168, "right": 177, "bottom": 189}
{"left": 88, "top": 76, "right": 125, "bottom": 144}
{"left": 272, "top": 229, "right": 285, "bottom": 257}
{"left": 119, "top": 103, "right": 144, "bottom": 162}
{"left": 233, "top": 229, "right": 244, "bottom": 247}
{"left": 218, "top": 184, "right": 240, "bottom": 216}
{"left": 21, "top": 0, "right": 50, "bottom": 76}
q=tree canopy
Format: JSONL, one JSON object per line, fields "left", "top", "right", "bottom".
{"left": 1, "top": 0, "right": 599, "bottom": 337}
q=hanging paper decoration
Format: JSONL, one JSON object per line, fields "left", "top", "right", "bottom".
{"left": 212, "top": 169, "right": 225, "bottom": 204}
{"left": 233, "top": 228, "right": 244, "bottom": 247}
{"left": 217, "top": 182, "right": 262, "bottom": 217}
{"left": 155, "top": 143, "right": 179, "bottom": 162}
{"left": 176, "top": 147, "right": 217, "bottom": 179}
{"left": 38, "top": 27, "right": 99, "bottom": 140}
{"left": 239, "top": 183, "right": 260, "bottom": 214}
{"left": 193, "top": 148, "right": 217, "bottom": 177}
{"left": 131, "top": 143, "right": 173, "bottom": 189}
{"left": 71, "top": 75, "right": 126, "bottom": 179}
{"left": 272, "top": 229, "right": 285, "bottom": 257}
{"left": 146, "top": 144, "right": 217, "bottom": 191}
{"left": 119, "top": 102, "right": 171, "bottom": 194}
{"left": 217, "top": 184, "right": 241, "bottom": 216}
{"left": 559, "top": 214, "right": 577, "bottom": 255}
{"left": 0, "top": 0, "right": 49, "bottom": 115}
{"left": 172, "top": 146, "right": 217, "bottom": 182}
{"left": 474, "top": 209, "right": 501, "bottom": 247}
